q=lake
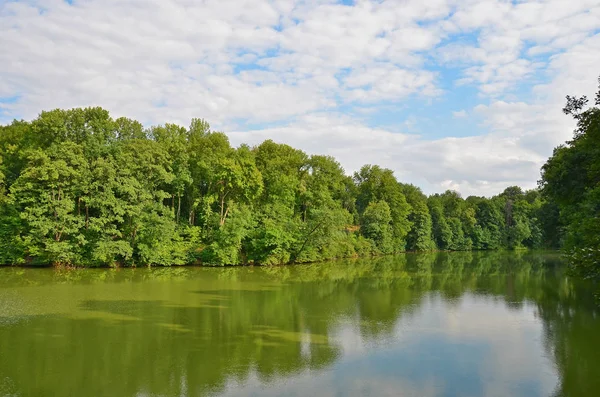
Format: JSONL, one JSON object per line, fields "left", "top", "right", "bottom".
{"left": 0, "top": 251, "right": 598, "bottom": 397}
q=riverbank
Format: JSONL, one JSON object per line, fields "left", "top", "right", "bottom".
{"left": 0, "top": 248, "right": 560, "bottom": 269}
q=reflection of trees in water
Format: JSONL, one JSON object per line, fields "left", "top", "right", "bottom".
{"left": 537, "top": 274, "right": 600, "bottom": 397}
{"left": 0, "top": 295, "right": 341, "bottom": 396}
{"left": 0, "top": 252, "right": 598, "bottom": 396}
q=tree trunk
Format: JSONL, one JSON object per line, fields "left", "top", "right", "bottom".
{"left": 189, "top": 209, "right": 195, "bottom": 226}
{"left": 55, "top": 226, "right": 65, "bottom": 242}
{"left": 291, "top": 220, "right": 325, "bottom": 263}
{"left": 177, "top": 194, "right": 181, "bottom": 224}
{"left": 171, "top": 195, "right": 175, "bottom": 219}
{"left": 223, "top": 207, "right": 230, "bottom": 226}
{"left": 220, "top": 195, "right": 225, "bottom": 226}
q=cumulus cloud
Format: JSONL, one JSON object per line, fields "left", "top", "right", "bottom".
{"left": 229, "top": 113, "right": 546, "bottom": 196}
{"left": 0, "top": 0, "right": 599, "bottom": 196}
{"left": 452, "top": 110, "right": 467, "bottom": 118}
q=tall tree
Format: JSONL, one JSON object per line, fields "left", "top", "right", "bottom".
{"left": 540, "top": 77, "right": 600, "bottom": 278}
{"left": 10, "top": 142, "right": 89, "bottom": 265}
{"left": 402, "top": 184, "right": 435, "bottom": 251}
{"left": 354, "top": 165, "right": 412, "bottom": 251}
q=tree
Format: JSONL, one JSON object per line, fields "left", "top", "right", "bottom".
{"left": 10, "top": 142, "right": 89, "bottom": 265}
{"left": 540, "top": 77, "right": 600, "bottom": 278}
{"left": 402, "top": 184, "right": 435, "bottom": 251}
{"left": 108, "top": 139, "right": 178, "bottom": 265}
{"left": 150, "top": 123, "right": 192, "bottom": 223}
{"left": 428, "top": 196, "right": 452, "bottom": 250}
{"left": 354, "top": 165, "right": 412, "bottom": 251}
{"left": 360, "top": 201, "right": 394, "bottom": 254}
{"left": 472, "top": 198, "right": 503, "bottom": 250}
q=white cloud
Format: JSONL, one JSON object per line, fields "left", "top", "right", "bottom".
{"left": 229, "top": 113, "right": 546, "bottom": 196}
{"left": 343, "top": 65, "right": 440, "bottom": 102}
{"left": 438, "top": 0, "right": 600, "bottom": 96}
{"left": 0, "top": 0, "right": 599, "bottom": 196}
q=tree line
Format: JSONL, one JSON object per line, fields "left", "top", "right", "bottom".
{"left": 0, "top": 76, "right": 598, "bottom": 268}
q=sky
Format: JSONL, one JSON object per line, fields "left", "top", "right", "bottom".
{"left": 1, "top": 0, "right": 599, "bottom": 196}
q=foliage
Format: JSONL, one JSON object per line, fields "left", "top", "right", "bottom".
{"left": 0, "top": 101, "right": 579, "bottom": 266}
{"left": 540, "top": 77, "right": 600, "bottom": 278}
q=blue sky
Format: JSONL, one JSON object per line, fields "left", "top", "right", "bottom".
{"left": 1, "top": 0, "right": 599, "bottom": 195}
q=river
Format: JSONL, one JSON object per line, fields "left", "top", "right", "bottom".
{"left": 0, "top": 251, "right": 598, "bottom": 397}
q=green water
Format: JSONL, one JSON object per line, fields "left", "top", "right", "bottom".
{"left": 0, "top": 252, "right": 598, "bottom": 397}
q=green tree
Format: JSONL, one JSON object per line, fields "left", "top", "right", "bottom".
{"left": 360, "top": 201, "right": 394, "bottom": 254}
{"left": 354, "top": 165, "right": 412, "bottom": 251}
{"left": 150, "top": 123, "right": 192, "bottom": 223}
{"left": 402, "top": 184, "right": 435, "bottom": 251}
{"left": 428, "top": 196, "right": 453, "bottom": 250}
{"left": 10, "top": 142, "right": 89, "bottom": 265}
{"left": 541, "top": 78, "right": 600, "bottom": 278}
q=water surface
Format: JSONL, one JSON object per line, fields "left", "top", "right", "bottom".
{"left": 0, "top": 251, "right": 598, "bottom": 397}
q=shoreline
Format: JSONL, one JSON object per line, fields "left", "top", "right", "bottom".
{"left": 0, "top": 248, "right": 560, "bottom": 270}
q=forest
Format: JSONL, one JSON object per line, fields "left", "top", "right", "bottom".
{"left": 0, "top": 79, "right": 597, "bottom": 272}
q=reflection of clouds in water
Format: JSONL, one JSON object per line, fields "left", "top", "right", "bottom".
{"left": 386, "top": 293, "right": 558, "bottom": 397}
{"left": 219, "top": 292, "right": 558, "bottom": 397}
{"left": 392, "top": 293, "right": 559, "bottom": 397}
{"left": 218, "top": 368, "right": 440, "bottom": 397}
{"left": 404, "top": 293, "right": 559, "bottom": 397}
{"left": 332, "top": 321, "right": 369, "bottom": 355}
